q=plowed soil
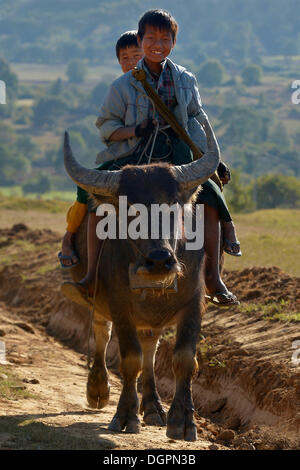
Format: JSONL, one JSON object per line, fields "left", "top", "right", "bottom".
{"left": 0, "top": 223, "right": 300, "bottom": 450}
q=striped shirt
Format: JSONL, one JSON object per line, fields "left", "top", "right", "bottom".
{"left": 144, "top": 59, "right": 177, "bottom": 125}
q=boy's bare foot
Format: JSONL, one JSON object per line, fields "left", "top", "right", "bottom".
{"left": 205, "top": 275, "right": 239, "bottom": 306}
{"left": 60, "top": 231, "right": 79, "bottom": 267}
{"left": 222, "top": 221, "right": 242, "bottom": 256}
{"left": 205, "top": 291, "right": 240, "bottom": 306}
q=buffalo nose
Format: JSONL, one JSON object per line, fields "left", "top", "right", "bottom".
{"left": 146, "top": 249, "right": 175, "bottom": 270}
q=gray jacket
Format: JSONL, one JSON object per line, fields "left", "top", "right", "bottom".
{"left": 95, "top": 57, "right": 208, "bottom": 164}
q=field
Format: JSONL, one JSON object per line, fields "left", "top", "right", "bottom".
{"left": 12, "top": 62, "right": 120, "bottom": 87}
{"left": 0, "top": 196, "right": 299, "bottom": 275}
{"left": 225, "top": 209, "right": 300, "bottom": 276}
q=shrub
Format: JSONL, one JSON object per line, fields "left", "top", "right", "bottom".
{"left": 22, "top": 174, "right": 52, "bottom": 194}
{"left": 66, "top": 60, "right": 86, "bottom": 84}
{"left": 241, "top": 64, "right": 262, "bottom": 86}
{"left": 256, "top": 174, "right": 300, "bottom": 209}
{"left": 196, "top": 59, "right": 225, "bottom": 87}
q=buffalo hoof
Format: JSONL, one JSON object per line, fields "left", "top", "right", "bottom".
{"left": 141, "top": 401, "right": 167, "bottom": 426}
{"left": 108, "top": 414, "right": 141, "bottom": 434}
{"left": 86, "top": 369, "right": 110, "bottom": 409}
{"left": 167, "top": 405, "right": 198, "bottom": 442}
{"left": 144, "top": 411, "right": 166, "bottom": 426}
{"left": 166, "top": 422, "right": 197, "bottom": 442}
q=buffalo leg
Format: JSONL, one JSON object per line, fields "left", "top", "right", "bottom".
{"left": 108, "top": 322, "right": 142, "bottom": 434}
{"left": 86, "top": 317, "right": 112, "bottom": 409}
{"left": 138, "top": 328, "right": 166, "bottom": 426}
{"left": 167, "top": 302, "right": 201, "bottom": 441}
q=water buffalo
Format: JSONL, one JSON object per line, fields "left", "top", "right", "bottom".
{"left": 63, "top": 117, "right": 220, "bottom": 441}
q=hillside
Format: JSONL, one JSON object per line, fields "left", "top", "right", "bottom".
{"left": 0, "top": 0, "right": 299, "bottom": 64}
{"left": 0, "top": 0, "right": 299, "bottom": 210}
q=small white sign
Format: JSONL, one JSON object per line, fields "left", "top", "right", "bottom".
{"left": 291, "top": 340, "right": 300, "bottom": 366}
{"left": 0, "top": 80, "right": 6, "bottom": 104}
{"left": 0, "top": 340, "right": 6, "bottom": 364}
{"left": 291, "top": 80, "right": 300, "bottom": 105}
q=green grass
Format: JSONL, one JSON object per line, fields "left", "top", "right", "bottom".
{"left": 265, "top": 312, "right": 300, "bottom": 322}
{"left": 237, "top": 300, "right": 300, "bottom": 322}
{"left": 197, "top": 337, "right": 227, "bottom": 368}
{"left": 36, "top": 263, "right": 58, "bottom": 276}
{"left": 0, "top": 192, "right": 70, "bottom": 212}
{"left": 0, "top": 366, "right": 35, "bottom": 401}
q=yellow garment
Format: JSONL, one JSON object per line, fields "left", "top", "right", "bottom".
{"left": 66, "top": 200, "right": 88, "bottom": 233}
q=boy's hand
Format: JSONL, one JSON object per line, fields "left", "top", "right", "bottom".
{"left": 135, "top": 118, "right": 157, "bottom": 138}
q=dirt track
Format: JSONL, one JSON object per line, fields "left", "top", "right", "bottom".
{"left": 0, "top": 224, "right": 300, "bottom": 450}
{"left": 0, "top": 302, "right": 225, "bottom": 451}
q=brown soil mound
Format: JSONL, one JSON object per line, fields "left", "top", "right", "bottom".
{"left": 1, "top": 224, "right": 300, "bottom": 449}
{"left": 224, "top": 266, "right": 300, "bottom": 307}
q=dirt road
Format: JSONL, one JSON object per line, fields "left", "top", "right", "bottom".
{"left": 0, "top": 302, "right": 223, "bottom": 451}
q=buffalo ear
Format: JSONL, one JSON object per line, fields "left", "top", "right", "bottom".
{"left": 179, "top": 185, "right": 201, "bottom": 205}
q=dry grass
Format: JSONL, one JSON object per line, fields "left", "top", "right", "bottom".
{"left": 225, "top": 209, "right": 300, "bottom": 276}
{"left": 11, "top": 62, "right": 119, "bottom": 85}
{"left": 0, "top": 199, "right": 299, "bottom": 275}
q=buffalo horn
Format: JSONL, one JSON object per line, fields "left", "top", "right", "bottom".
{"left": 64, "top": 131, "right": 121, "bottom": 196}
{"left": 172, "top": 117, "right": 220, "bottom": 191}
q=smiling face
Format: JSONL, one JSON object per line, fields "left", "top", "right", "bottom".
{"left": 118, "top": 46, "right": 143, "bottom": 73}
{"left": 138, "top": 25, "right": 175, "bottom": 73}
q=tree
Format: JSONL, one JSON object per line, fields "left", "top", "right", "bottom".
{"left": 241, "top": 64, "right": 262, "bottom": 86}
{"left": 22, "top": 174, "right": 51, "bottom": 195}
{"left": 224, "top": 169, "right": 255, "bottom": 213}
{"left": 49, "top": 78, "right": 63, "bottom": 96}
{"left": 256, "top": 174, "right": 300, "bottom": 209}
{"left": 219, "top": 106, "right": 272, "bottom": 146}
{"left": 0, "top": 123, "right": 31, "bottom": 184}
{"left": 270, "top": 123, "right": 291, "bottom": 149}
{"left": 90, "top": 81, "right": 109, "bottom": 111}
{"left": 54, "top": 131, "right": 87, "bottom": 170}
{"left": 16, "top": 135, "right": 37, "bottom": 160}
{"left": 0, "top": 56, "right": 18, "bottom": 98}
{"left": 196, "top": 59, "right": 225, "bottom": 87}
{"left": 66, "top": 60, "right": 87, "bottom": 84}
{"left": 33, "top": 96, "right": 68, "bottom": 128}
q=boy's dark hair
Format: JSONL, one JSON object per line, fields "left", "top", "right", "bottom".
{"left": 217, "top": 161, "right": 231, "bottom": 180}
{"left": 138, "top": 9, "right": 178, "bottom": 42}
{"left": 115, "top": 30, "right": 139, "bottom": 60}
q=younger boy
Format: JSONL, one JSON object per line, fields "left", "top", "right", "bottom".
{"left": 58, "top": 31, "right": 143, "bottom": 268}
